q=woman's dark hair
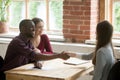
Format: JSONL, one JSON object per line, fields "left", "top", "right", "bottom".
{"left": 92, "top": 20, "right": 114, "bottom": 65}
{"left": 32, "top": 17, "right": 43, "bottom": 26}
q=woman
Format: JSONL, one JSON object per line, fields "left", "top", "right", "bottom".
{"left": 65, "top": 20, "right": 115, "bottom": 80}
{"left": 92, "top": 20, "right": 115, "bottom": 80}
{"left": 31, "top": 17, "right": 53, "bottom": 54}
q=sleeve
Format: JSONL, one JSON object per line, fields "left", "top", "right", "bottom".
{"left": 92, "top": 50, "right": 106, "bottom": 80}
{"left": 76, "top": 53, "right": 86, "bottom": 59}
{"left": 76, "top": 52, "right": 93, "bottom": 60}
{"left": 42, "top": 34, "right": 53, "bottom": 54}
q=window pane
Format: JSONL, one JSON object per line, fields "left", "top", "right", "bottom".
{"left": 113, "top": 1, "right": 120, "bottom": 32}
{"left": 49, "top": 0, "right": 63, "bottom": 30}
{"left": 29, "top": 0, "right": 46, "bottom": 29}
{"left": 9, "top": 1, "right": 25, "bottom": 28}
{"left": 9, "top": 0, "right": 63, "bottom": 33}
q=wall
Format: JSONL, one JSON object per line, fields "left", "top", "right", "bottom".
{"left": 63, "top": 0, "right": 99, "bottom": 43}
{"left": 0, "top": 39, "right": 95, "bottom": 59}
{"left": 0, "top": 43, "right": 8, "bottom": 58}
{"left": 0, "top": 38, "right": 120, "bottom": 59}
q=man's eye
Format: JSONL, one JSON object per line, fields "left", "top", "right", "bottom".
{"left": 30, "top": 28, "right": 34, "bottom": 30}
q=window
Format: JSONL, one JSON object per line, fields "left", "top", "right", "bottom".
{"left": 9, "top": 1, "right": 25, "bottom": 27}
{"left": 113, "top": 0, "right": 120, "bottom": 33}
{"left": 9, "top": 0, "right": 63, "bottom": 35}
{"left": 100, "top": 0, "right": 120, "bottom": 38}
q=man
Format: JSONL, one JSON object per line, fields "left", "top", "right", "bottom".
{"left": 0, "top": 19, "right": 70, "bottom": 80}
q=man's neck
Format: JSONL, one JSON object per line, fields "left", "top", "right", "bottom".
{"left": 20, "top": 33, "right": 31, "bottom": 42}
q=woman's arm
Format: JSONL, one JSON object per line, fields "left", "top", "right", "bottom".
{"left": 41, "top": 34, "right": 53, "bottom": 54}
{"left": 64, "top": 51, "right": 94, "bottom": 60}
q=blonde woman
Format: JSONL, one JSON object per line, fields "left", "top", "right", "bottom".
{"left": 31, "top": 18, "right": 53, "bottom": 54}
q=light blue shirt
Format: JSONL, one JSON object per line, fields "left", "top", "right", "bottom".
{"left": 92, "top": 44, "right": 115, "bottom": 80}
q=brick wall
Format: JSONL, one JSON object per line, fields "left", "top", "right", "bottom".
{"left": 63, "top": 0, "right": 99, "bottom": 43}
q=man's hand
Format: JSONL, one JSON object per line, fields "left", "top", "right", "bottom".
{"left": 34, "top": 48, "right": 41, "bottom": 53}
{"left": 34, "top": 61, "right": 42, "bottom": 69}
{"left": 58, "top": 52, "right": 70, "bottom": 60}
{"left": 63, "top": 51, "right": 76, "bottom": 57}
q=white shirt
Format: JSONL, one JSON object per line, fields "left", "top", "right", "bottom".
{"left": 92, "top": 44, "right": 115, "bottom": 80}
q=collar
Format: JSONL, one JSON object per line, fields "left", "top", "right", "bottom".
{"left": 19, "top": 33, "right": 30, "bottom": 43}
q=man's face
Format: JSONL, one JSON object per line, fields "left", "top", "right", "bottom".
{"left": 24, "top": 22, "right": 35, "bottom": 38}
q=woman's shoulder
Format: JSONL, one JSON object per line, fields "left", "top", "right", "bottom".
{"left": 97, "top": 46, "right": 112, "bottom": 56}
{"left": 41, "top": 34, "right": 50, "bottom": 41}
{"left": 41, "top": 34, "right": 48, "bottom": 37}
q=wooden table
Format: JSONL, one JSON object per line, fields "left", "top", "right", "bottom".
{"left": 5, "top": 58, "right": 93, "bottom": 80}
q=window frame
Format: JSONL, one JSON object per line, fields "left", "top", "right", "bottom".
{"left": 9, "top": 0, "right": 63, "bottom": 35}
{"left": 99, "top": 0, "right": 120, "bottom": 39}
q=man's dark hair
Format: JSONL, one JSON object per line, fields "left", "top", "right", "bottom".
{"left": 19, "top": 19, "right": 33, "bottom": 32}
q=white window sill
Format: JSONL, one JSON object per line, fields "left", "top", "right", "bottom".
{"left": 85, "top": 39, "right": 120, "bottom": 47}
{"left": 0, "top": 32, "right": 65, "bottom": 42}
{"left": 0, "top": 35, "right": 120, "bottom": 58}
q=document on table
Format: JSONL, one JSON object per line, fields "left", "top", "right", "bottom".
{"left": 64, "top": 57, "right": 89, "bottom": 65}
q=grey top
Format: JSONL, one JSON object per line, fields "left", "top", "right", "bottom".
{"left": 92, "top": 44, "right": 115, "bottom": 80}
{"left": 76, "top": 52, "right": 93, "bottom": 60}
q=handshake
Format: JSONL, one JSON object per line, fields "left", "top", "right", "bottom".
{"left": 56, "top": 51, "right": 77, "bottom": 60}
{"left": 34, "top": 51, "right": 76, "bottom": 69}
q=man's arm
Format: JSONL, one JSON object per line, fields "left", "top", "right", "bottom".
{"left": 34, "top": 52, "right": 70, "bottom": 61}
{"left": 63, "top": 51, "right": 94, "bottom": 60}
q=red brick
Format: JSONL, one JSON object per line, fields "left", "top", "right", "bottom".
{"left": 63, "top": 20, "right": 70, "bottom": 24}
{"left": 80, "top": 26, "right": 90, "bottom": 30}
{"left": 63, "top": 6, "right": 73, "bottom": 10}
{"left": 63, "top": 0, "right": 99, "bottom": 43}
{"left": 74, "top": 35, "right": 90, "bottom": 39}
{"left": 70, "top": 2, "right": 83, "bottom": 5}
{"left": 79, "top": 16, "right": 90, "bottom": 20}
{"left": 84, "top": 30, "right": 90, "bottom": 35}
{"left": 83, "top": 21, "right": 90, "bottom": 25}
{"left": 70, "top": 29, "right": 83, "bottom": 34}
{"left": 63, "top": 11, "right": 70, "bottom": 15}
{"left": 83, "top": 2, "right": 91, "bottom": 5}
{"left": 81, "top": 6, "right": 91, "bottom": 10}
{"left": 83, "top": 0, "right": 90, "bottom": 2}
{"left": 63, "top": 15, "right": 81, "bottom": 20}
{"left": 64, "top": 33, "right": 73, "bottom": 38}
{"left": 70, "top": 20, "right": 83, "bottom": 25}
{"left": 70, "top": 11, "right": 83, "bottom": 15}
{"left": 63, "top": 1, "right": 70, "bottom": 5}
{"left": 64, "top": 24, "right": 78, "bottom": 29}
{"left": 63, "top": 29, "right": 69, "bottom": 33}
{"left": 84, "top": 11, "right": 90, "bottom": 15}
{"left": 83, "top": 16, "right": 90, "bottom": 20}
{"left": 72, "top": 6, "right": 81, "bottom": 10}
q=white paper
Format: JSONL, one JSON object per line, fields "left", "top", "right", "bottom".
{"left": 64, "top": 57, "right": 89, "bottom": 65}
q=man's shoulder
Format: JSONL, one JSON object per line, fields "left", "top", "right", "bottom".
{"left": 10, "top": 36, "right": 22, "bottom": 44}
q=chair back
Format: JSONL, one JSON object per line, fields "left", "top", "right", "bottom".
{"left": 107, "top": 60, "right": 120, "bottom": 80}
{"left": 0, "top": 56, "right": 4, "bottom": 69}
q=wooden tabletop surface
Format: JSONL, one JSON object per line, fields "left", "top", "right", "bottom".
{"left": 5, "top": 58, "right": 93, "bottom": 80}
